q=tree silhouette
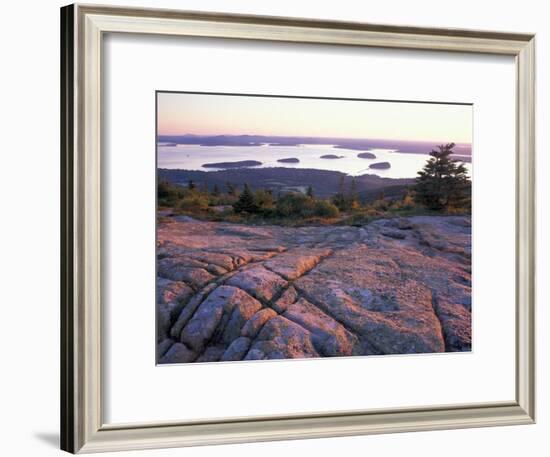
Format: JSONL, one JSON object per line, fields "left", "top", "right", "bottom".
{"left": 306, "top": 186, "right": 314, "bottom": 198}
{"left": 332, "top": 175, "right": 347, "bottom": 210}
{"left": 414, "top": 143, "right": 471, "bottom": 210}
{"left": 187, "top": 180, "right": 196, "bottom": 191}
{"left": 349, "top": 177, "right": 359, "bottom": 209}
{"left": 226, "top": 182, "right": 237, "bottom": 196}
{"left": 331, "top": 176, "right": 360, "bottom": 211}
{"left": 233, "top": 183, "right": 259, "bottom": 213}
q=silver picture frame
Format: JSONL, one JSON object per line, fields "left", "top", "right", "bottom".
{"left": 61, "top": 3, "right": 536, "bottom": 453}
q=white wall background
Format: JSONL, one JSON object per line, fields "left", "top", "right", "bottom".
{"left": 0, "top": 0, "right": 547, "bottom": 455}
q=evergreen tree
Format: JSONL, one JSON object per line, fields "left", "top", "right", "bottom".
{"left": 233, "top": 183, "right": 259, "bottom": 213}
{"left": 226, "top": 182, "right": 237, "bottom": 196}
{"left": 306, "top": 186, "right": 314, "bottom": 198}
{"left": 212, "top": 184, "right": 221, "bottom": 196}
{"left": 332, "top": 175, "right": 347, "bottom": 210}
{"left": 187, "top": 180, "right": 196, "bottom": 191}
{"left": 349, "top": 177, "right": 360, "bottom": 209}
{"left": 414, "top": 143, "right": 471, "bottom": 210}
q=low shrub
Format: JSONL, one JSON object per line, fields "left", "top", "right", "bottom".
{"left": 313, "top": 200, "right": 339, "bottom": 218}
{"left": 275, "top": 192, "right": 312, "bottom": 217}
{"left": 274, "top": 192, "right": 340, "bottom": 219}
{"left": 176, "top": 194, "right": 209, "bottom": 212}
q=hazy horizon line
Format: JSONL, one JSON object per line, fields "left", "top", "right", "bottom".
{"left": 157, "top": 132, "right": 472, "bottom": 145}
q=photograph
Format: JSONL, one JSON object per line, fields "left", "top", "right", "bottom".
{"left": 155, "top": 92, "right": 473, "bottom": 364}
{"left": 52, "top": 3, "right": 537, "bottom": 454}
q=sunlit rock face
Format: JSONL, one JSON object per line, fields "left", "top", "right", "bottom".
{"left": 157, "top": 215, "right": 471, "bottom": 364}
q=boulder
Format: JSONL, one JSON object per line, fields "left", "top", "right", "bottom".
{"left": 263, "top": 248, "right": 332, "bottom": 280}
{"left": 220, "top": 337, "right": 252, "bottom": 361}
{"left": 186, "top": 251, "right": 235, "bottom": 271}
{"left": 241, "top": 308, "right": 278, "bottom": 339}
{"left": 169, "top": 283, "right": 218, "bottom": 340}
{"left": 226, "top": 266, "right": 287, "bottom": 302}
{"left": 157, "top": 302, "right": 177, "bottom": 341}
{"left": 293, "top": 253, "right": 446, "bottom": 354}
{"left": 432, "top": 296, "right": 472, "bottom": 351}
{"left": 272, "top": 286, "right": 299, "bottom": 313}
{"left": 218, "top": 294, "right": 262, "bottom": 344}
{"left": 158, "top": 342, "right": 196, "bottom": 364}
{"left": 157, "top": 258, "right": 215, "bottom": 288}
{"left": 248, "top": 315, "right": 320, "bottom": 359}
{"left": 195, "top": 346, "right": 226, "bottom": 363}
{"left": 283, "top": 298, "right": 360, "bottom": 356}
{"left": 156, "top": 338, "right": 174, "bottom": 360}
{"left": 180, "top": 285, "right": 261, "bottom": 351}
{"left": 156, "top": 278, "right": 193, "bottom": 305}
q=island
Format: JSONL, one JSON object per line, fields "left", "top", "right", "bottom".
{"left": 357, "top": 152, "right": 377, "bottom": 159}
{"left": 320, "top": 154, "right": 343, "bottom": 159}
{"left": 277, "top": 158, "right": 300, "bottom": 163}
{"left": 369, "top": 161, "right": 391, "bottom": 170}
{"left": 202, "top": 160, "right": 262, "bottom": 169}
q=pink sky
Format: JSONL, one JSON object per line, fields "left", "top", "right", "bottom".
{"left": 157, "top": 92, "right": 472, "bottom": 144}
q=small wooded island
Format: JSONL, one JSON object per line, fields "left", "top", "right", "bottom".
{"left": 202, "top": 160, "right": 262, "bottom": 169}
{"left": 369, "top": 161, "right": 391, "bottom": 169}
{"left": 277, "top": 158, "right": 300, "bottom": 163}
{"left": 357, "top": 152, "right": 377, "bottom": 159}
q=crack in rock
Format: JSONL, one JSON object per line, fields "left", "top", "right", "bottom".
{"left": 157, "top": 216, "right": 471, "bottom": 363}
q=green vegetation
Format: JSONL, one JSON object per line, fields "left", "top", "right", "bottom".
{"left": 157, "top": 180, "right": 187, "bottom": 207}
{"left": 414, "top": 143, "right": 471, "bottom": 211}
{"left": 233, "top": 183, "right": 259, "bottom": 213}
{"left": 331, "top": 176, "right": 360, "bottom": 211}
{"left": 158, "top": 179, "right": 342, "bottom": 225}
{"left": 275, "top": 192, "right": 339, "bottom": 219}
{"left": 158, "top": 146, "right": 470, "bottom": 226}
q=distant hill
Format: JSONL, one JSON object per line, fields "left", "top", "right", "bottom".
{"left": 158, "top": 134, "right": 471, "bottom": 156}
{"left": 158, "top": 167, "right": 414, "bottom": 200}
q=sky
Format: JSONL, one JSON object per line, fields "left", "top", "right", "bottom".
{"left": 157, "top": 92, "right": 472, "bottom": 144}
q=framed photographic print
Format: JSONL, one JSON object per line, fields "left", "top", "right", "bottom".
{"left": 61, "top": 4, "right": 536, "bottom": 454}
